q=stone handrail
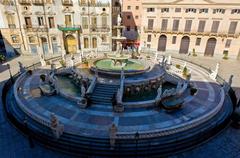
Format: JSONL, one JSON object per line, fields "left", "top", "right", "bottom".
{"left": 86, "top": 76, "right": 97, "bottom": 95}
{"left": 13, "top": 72, "right": 52, "bottom": 128}
{"left": 116, "top": 88, "right": 225, "bottom": 139}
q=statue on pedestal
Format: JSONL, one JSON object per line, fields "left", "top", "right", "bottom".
{"left": 18, "top": 62, "right": 26, "bottom": 73}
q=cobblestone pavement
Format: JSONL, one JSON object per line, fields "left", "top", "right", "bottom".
{"left": 0, "top": 55, "right": 240, "bottom": 158}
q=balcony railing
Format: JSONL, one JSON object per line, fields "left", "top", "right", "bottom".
{"left": 8, "top": 24, "right": 16, "bottom": 29}
{"left": 32, "top": 0, "right": 44, "bottom": 5}
{"left": 1, "top": 0, "right": 15, "bottom": 5}
{"left": 23, "top": 24, "right": 48, "bottom": 32}
{"left": 62, "top": 0, "right": 72, "bottom": 6}
{"left": 57, "top": 25, "right": 81, "bottom": 31}
{"left": 90, "top": 25, "right": 110, "bottom": 32}
{"left": 143, "top": 27, "right": 240, "bottom": 38}
{"left": 78, "top": 1, "right": 110, "bottom": 7}
{"left": 18, "top": 0, "right": 31, "bottom": 5}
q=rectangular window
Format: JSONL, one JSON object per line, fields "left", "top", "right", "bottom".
{"left": 185, "top": 8, "right": 196, "bottom": 13}
{"left": 84, "top": 38, "right": 89, "bottom": 48}
{"left": 228, "top": 21, "right": 238, "bottom": 34}
{"left": 6, "top": 14, "right": 15, "bottom": 28}
{"left": 225, "top": 39, "right": 232, "bottom": 48}
{"left": 82, "top": 17, "right": 88, "bottom": 29}
{"left": 102, "top": 16, "right": 107, "bottom": 26}
{"left": 184, "top": 20, "right": 192, "bottom": 32}
{"left": 198, "top": 20, "right": 206, "bottom": 32}
{"left": 196, "top": 38, "right": 201, "bottom": 46}
{"left": 172, "top": 36, "right": 177, "bottom": 44}
{"left": 91, "top": 17, "right": 97, "bottom": 26}
{"left": 147, "top": 34, "right": 151, "bottom": 42}
{"left": 11, "top": 35, "right": 20, "bottom": 43}
{"left": 136, "top": 6, "right": 139, "bottom": 10}
{"left": 211, "top": 21, "right": 220, "bottom": 33}
{"left": 127, "top": 15, "right": 131, "bottom": 20}
{"left": 231, "top": 9, "right": 240, "bottom": 14}
{"left": 24, "top": 17, "right": 32, "bottom": 27}
{"left": 147, "top": 44, "right": 151, "bottom": 48}
{"left": 48, "top": 17, "right": 55, "bottom": 28}
{"left": 38, "top": 17, "right": 44, "bottom": 26}
{"left": 199, "top": 8, "right": 208, "bottom": 13}
{"left": 213, "top": 9, "right": 225, "bottom": 14}
{"left": 175, "top": 8, "right": 181, "bottom": 12}
{"left": 172, "top": 19, "right": 179, "bottom": 32}
{"left": 65, "top": 15, "right": 72, "bottom": 26}
{"left": 127, "top": 6, "right": 131, "bottom": 10}
{"left": 161, "top": 8, "right": 169, "bottom": 13}
{"left": 147, "top": 8, "right": 155, "bottom": 12}
{"left": 147, "top": 19, "right": 154, "bottom": 30}
{"left": 161, "top": 19, "right": 168, "bottom": 31}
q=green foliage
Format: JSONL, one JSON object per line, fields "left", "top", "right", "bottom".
{"left": 182, "top": 66, "right": 188, "bottom": 76}
{"left": 0, "top": 54, "right": 6, "bottom": 62}
{"left": 59, "top": 60, "right": 66, "bottom": 67}
{"left": 192, "top": 48, "right": 197, "bottom": 57}
{"left": 223, "top": 51, "right": 229, "bottom": 60}
{"left": 176, "top": 64, "right": 181, "bottom": 69}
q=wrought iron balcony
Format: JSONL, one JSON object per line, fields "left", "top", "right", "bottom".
{"left": 18, "top": 0, "right": 31, "bottom": 5}
{"left": 8, "top": 24, "right": 16, "bottom": 29}
{"left": 32, "top": 0, "right": 44, "bottom": 5}
{"left": 23, "top": 24, "right": 48, "bottom": 32}
{"left": 143, "top": 27, "right": 240, "bottom": 38}
{"left": 62, "top": 0, "right": 72, "bottom": 6}
{"left": 78, "top": 1, "right": 109, "bottom": 7}
{"left": 57, "top": 25, "right": 81, "bottom": 31}
{"left": 90, "top": 25, "right": 110, "bottom": 32}
{"left": 1, "top": 0, "right": 14, "bottom": 5}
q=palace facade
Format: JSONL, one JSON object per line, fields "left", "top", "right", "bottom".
{"left": 0, "top": 0, "right": 112, "bottom": 56}
{"left": 140, "top": 0, "right": 240, "bottom": 59}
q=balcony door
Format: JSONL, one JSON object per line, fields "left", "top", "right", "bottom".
{"left": 204, "top": 38, "right": 216, "bottom": 57}
{"left": 65, "top": 15, "right": 72, "bottom": 26}
{"left": 24, "top": 17, "right": 32, "bottom": 28}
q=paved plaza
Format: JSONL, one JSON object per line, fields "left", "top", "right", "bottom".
{"left": 0, "top": 55, "right": 240, "bottom": 158}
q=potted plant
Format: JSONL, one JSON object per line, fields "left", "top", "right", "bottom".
{"left": 223, "top": 50, "right": 229, "bottom": 60}
{"left": 192, "top": 48, "right": 197, "bottom": 57}
{"left": 176, "top": 64, "right": 181, "bottom": 69}
{"left": 182, "top": 66, "right": 188, "bottom": 77}
{"left": 59, "top": 60, "right": 66, "bottom": 67}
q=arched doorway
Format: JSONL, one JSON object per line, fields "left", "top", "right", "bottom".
{"left": 65, "top": 35, "right": 77, "bottom": 54}
{"left": 204, "top": 38, "right": 217, "bottom": 57}
{"left": 41, "top": 37, "right": 48, "bottom": 54}
{"left": 157, "top": 35, "right": 167, "bottom": 51}
{"left": 179, "top": 36, "right": 190, "bottom": 54}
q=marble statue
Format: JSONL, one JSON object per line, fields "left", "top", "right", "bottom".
{"left": 50, "top": 113, "right": 64, "bottom": 139}
{"left": 18, "top": 61, "right": 26, "bottom": 73}
{"left": 167, "top": 55, "right": 172, "bottom": 65}
{"left": 156, "top": 84, "right": 162, "bottom": 99}
{"left": 210, "top": 63, "right": 220, "bottom": 81}
{"left": 155, "top": 52, "right": 158, "bottom": 62}
{"left": 117, "top": 14, "right": 122, "bottom": 26}
{"left": 183, "top": 62, "right": 187, "bottom": 69}
{"left": 81, "top": 84, "right": 86, "bottom": 97}
{"left": 161, "top": 56, "right": 166, "bottom": 67}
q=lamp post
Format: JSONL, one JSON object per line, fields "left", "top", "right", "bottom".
{"left": 135, "top": 131, "right": 139, "bottom": 157}
{"left": 7, "top": 64, "right": 13, "bottom": 82}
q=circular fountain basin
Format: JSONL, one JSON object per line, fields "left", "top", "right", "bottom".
{"left": 91, "top": 58, "right": 150, "bottom": 76}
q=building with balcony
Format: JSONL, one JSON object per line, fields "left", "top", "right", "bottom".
{"left": 122, "top": 0, "right": 142, "bottom": 47}
{"left": 140, "top": 0, "right": 240, "bottom": 59}
{"left": 0, "top": 0, "right": 111, "bottom": 56}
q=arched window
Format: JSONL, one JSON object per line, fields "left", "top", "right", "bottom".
{"left": 92, "top": 37, "right": 97, "bottom": 48}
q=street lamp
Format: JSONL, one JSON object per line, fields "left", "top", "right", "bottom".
{"left": 7, "top": 64, "right": 13, "bottom": 82}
